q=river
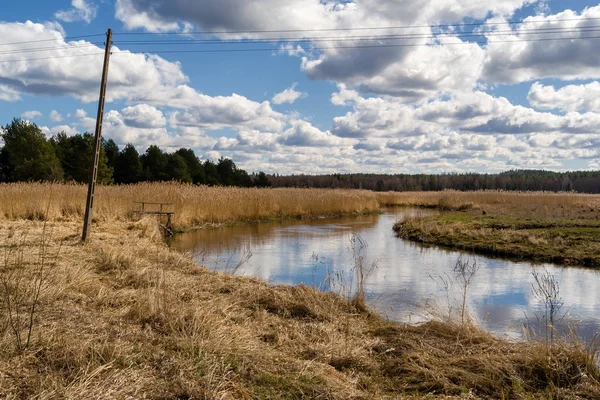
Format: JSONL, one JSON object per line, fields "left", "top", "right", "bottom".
{"left": 172, "top": 208, "right": 600, "bottom": 340}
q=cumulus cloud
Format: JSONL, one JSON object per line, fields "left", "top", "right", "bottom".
{"left": 272, "top": 83, "right": 307, "bottom": 105}
{"left": 55, "top": 0, "right": 98, "bottom": 24}
{"left": 332, "top": 88, "right": 600, "bottom": 139}
{"left": 278, "top": 120, "right": 349, "bottom": 147}
{"left": 168, "top": 94, "right": 284, "bottom": 132}
{"left": 21, "top": 110, "right": 42, "bottom": 120}
{"left": 114, "top": 0, "right": 535, "bottom": 100}
{"left": 50, "top": 110, "right": 63, "bottom": 122}
{"left": 102, "top": 105, "right": 214, "bottom": 150}
{"left": 115, "top": 0, "right": 535, "bottom": 34}
{"left": 0, "top": 22, "right": 190, "bottom": 104}
{"left": 482, "top": 6, "right": 600, "bottom": 84}
{"left": 40, "top": 124, "right": 80, "bottom": 138}
{"left": 528, "top": 81, "right": 600, "bottom": 112}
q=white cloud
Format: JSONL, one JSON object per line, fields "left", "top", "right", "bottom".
{"left": 0, "top": 85, "right": 21, "bottom": 102}
{"left": 0, "top": 22, "right": 189, "bottom": 104}
{"left": 278, "top": 120, "right": 350, "bottom": 147}
{"left": 113, "top": 0, "right": 534, "bottom": 100}
{"left": 49, "top": 110, "right": 63, "bottom": 122}
{"left": 21, "top": 110, "right": 42, "bottom": 120}
{"left": 115, "top": 0, "right": 536, "bottom": 34}
{"left": 72, "top": 109, "right": 96, "bottom": 131}
{"left": 120, "top": 104, "right": 166, "bottom": 129}
{"left": 55, "top": 0, "right": 98, "bottom": 24}
{"left": 168, "top": 94, "right": 284, "bottom": 132}
{"left": 482, "top": 6, "right": 600, "bottom": 84}
{"left": 272, "top": 83, "right": 307, "bottom": 105}
{"left": 331, "top": 88, "right": 600, "bottom": 139}
{"left": 528, "top": 81, "right": 600, "bottom": 112}
{"left": 102, "top": 105, "right": 214, "bottom": 150}
{"left": 40, "top": 124, "right": 80, "bottom": 138}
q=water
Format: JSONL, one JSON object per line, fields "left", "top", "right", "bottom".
{"left": 172, "top": 208, "right": 600, "bottom": 340}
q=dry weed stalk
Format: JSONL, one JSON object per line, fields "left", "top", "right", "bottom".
{"left": 531, "top": 268, "right": 564, "bottom": 348}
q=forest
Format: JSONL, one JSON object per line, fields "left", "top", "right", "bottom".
{"left": 269, "top": 170, "right": 600, "bottom": 193}
{"left": 0, "top": 119, "right": 270, "bottom": 187}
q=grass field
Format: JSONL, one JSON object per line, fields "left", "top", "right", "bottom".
{"left": 0, "top": 218, "right": 598, "bottom": 399}
{"left": 1, "top": 184, "right": 599, "bottom": 398}
{"left": 393, "top": 191, "right": 600, "bottom": 267}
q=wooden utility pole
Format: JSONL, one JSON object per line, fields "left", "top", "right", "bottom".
{"left": 82, "top": 29, "right": 112, "bottom": 241}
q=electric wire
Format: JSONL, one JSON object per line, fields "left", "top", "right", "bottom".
{"left": 2, "top": 18, "right": 600, "bottom": 62}
{"left": 0, "top": 33, "right": 106, "bottom": 47}
{"left": 112, "top": 16, "right": 600, "bottom": 35}
{"left": 0, "top": 43, "right": 104, "bottom": 56}
{"left": 0, "top": 52, "right": 105, "bottom": 65}
{"left": 112, "top": 26, "right": 600, "bottom": 46}
{"left": 110, "top": 34, "right": 600, "bottom": 55}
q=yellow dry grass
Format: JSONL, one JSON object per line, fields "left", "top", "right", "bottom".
{"left": 0, "top": 219, "right": 598, "bottom": 399}
{"left": 3, "top": 183, "right": 597, "bottom": 228}
{"left": 1, "top": 184, "right": 599, "bottom": 398}
{"left": 0, "top": 182, "right": 395, "bottom": 227}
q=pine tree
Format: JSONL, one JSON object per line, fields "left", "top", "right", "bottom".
{"left": 114, "top": 144, "right": 142, "bottom": 184}
{"left": 0, "top": 119, "right": 63, "bottom": 182}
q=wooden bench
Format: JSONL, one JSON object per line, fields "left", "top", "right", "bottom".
{"left": 133, "top": 202, "right": 175, "bottom": 236}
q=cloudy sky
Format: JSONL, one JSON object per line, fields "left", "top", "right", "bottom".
{"left": 2, "top": 0, "right": 600, "bottom": 174}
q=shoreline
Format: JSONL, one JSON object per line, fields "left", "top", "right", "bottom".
{"left": 393, "top": 212, "right": 600, "bottom": 268}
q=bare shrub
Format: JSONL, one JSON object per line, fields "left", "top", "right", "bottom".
{"left": 531, "top": 268, "right": 564, "bottom": 347}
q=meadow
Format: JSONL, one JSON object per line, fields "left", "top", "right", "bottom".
{"left": 0, "top": 183, "right": 599, "bottom": 398}
{"left": 392, "top": 191, "right": 600, "bottom": 266}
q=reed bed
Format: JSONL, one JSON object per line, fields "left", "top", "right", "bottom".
{"left": 2, "top": 183, "right": 598, "bottom": 228}
{"left": 0, "top": 183, "right": 385, "bottom": 227}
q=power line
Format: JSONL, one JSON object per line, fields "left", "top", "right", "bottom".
{"left": 110, "top": 34, "right": 600, "bottom": 55}
{"left": 2, "top": 26, "right": 599, "bottom": 62}
{"left": 113, "top": 16, "right": 600, "bottom": 36}
{"left": 0, "top": 33, "right": 106, "bottom": 47}
{"left": 112, "top": 26, "right": 600, "bottom": 46}
{"left": 0, "top": 52, "right": 105, "bottom": 65}
{"left": 0, "top": 43, "right": 103, "bottom": 56}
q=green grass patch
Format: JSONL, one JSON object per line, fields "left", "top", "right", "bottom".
{"left": 394, "top": 212, "right": 600, "bottom": 267}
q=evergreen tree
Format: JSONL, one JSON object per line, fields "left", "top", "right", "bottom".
{"left": 203, "top": 160, "right": 220, "bottom": 185}
{"left": 254, "top": 172, "right": 271, "bottom": 187}
{"left": 216, "top": 157, "right": 237, "bottom": 186}
{"left": 140, "top": 145, "right": 168, "bottom": 181}
{"left": 102, "top": 138, "right": 119, "bottom": 170}
{"left": 175, "top": 148, "right": 205, "bottom": 184}
{"left": 114, "top": 144, "right": 142, "bottom": 184}
{"left": 52, "top": 132, "right": 113, "bottom": 184}
{"left": 166, "top": 153, "right": 192, "bottom": 183}
{"left": 0, "top": 119, "right": 63, "bottom": 182}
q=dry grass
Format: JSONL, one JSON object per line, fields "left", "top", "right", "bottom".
{"left": 380, "top": 190, "right": 600, "bottom": 218}
{"left": 393, "top": 191, "right": 600, "bottom": 266}
{"left": 0, "top": 217, "right": 598, "bottom": 399}
{"left": 3, "top": 183, "right": 596, "bottom": 227}
{"left": 0, "top": 183, "right": 395, "bottom": 228}
{"left": 0, "top": 185, "right": 599, "bottom": 397}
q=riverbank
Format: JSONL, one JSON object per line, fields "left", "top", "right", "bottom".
{"left": 1, "top": 218, "right": 599, "bottom": 399}
{"left": 0, "top": 182, "right": 412, "bottom": 230}
{"left": 393, "top": 191, "right": 600, "bottom": 267}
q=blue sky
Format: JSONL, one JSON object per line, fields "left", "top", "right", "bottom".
{"left": 2, "top": 0, "right": 600, "bottom": 174}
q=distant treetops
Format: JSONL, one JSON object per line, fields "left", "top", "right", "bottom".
{"left": 0, "top": 118, "right": 271, "bottom": 187}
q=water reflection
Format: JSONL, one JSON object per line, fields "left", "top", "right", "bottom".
{"left": 173, "top": 208, "right": 600, "bottom": 340}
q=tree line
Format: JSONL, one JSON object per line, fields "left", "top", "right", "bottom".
{"left": 268, "top": 170, "right": 600, "bottom": 194}
{"left": 0, "top": 119, "right": 271, "bottom": 187}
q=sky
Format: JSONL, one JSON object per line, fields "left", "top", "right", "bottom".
{"left": 2, "top": 0, "right": 600, "bottom": 174}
